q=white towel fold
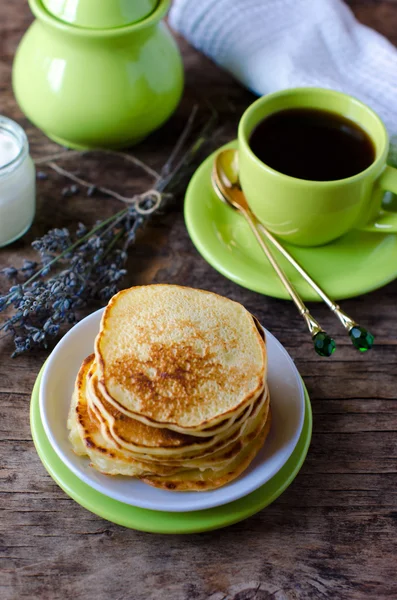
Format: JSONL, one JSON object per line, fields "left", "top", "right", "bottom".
{"left": 169, "top": 0, "right": 397, "bottom": 133}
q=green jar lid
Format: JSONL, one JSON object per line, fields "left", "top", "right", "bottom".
{"left": 42, "top": 0, "right": 159, "bottom": 29}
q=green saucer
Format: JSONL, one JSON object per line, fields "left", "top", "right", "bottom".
{"left": 184, "top": 141, "right": 397, "bottom": 301}
{"left": 30, "top": 368, "right": 312, "bottom": 534}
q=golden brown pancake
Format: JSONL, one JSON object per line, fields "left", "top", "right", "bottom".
{"left": 68, "top": 355, "right": 270, "bottom": 478}
{"left": 68, "top": 356, "right": 184, "bottom": 477}
{"left": 141, "top": 410, "right": 272, "bottom": 491}
{"left": 87, "top": 360, "right": 269, "bottom": 466}
{"left": 95, "top": 285, "right": 267, "bottom": 432}
{"left": 87, "top": 358, "right": 267, "bottom": 460}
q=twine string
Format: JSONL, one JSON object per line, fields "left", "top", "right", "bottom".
{"left": 34, "top": 149, "right": 163, "bottom": 216}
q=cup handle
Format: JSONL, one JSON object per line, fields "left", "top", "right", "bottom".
{"left": 359, "top": 165, "right": 397, "bottom": 233}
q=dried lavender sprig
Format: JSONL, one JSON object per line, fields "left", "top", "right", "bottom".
{"left": 0, "top": 109, "right": 218, "bottom": 356}
{"left": 1, "top": 110, "right": 204, "bottom": 293}
{"left": 0, "top": 213, "right": 136, "bottom": 353}
{"left": 0, "top": 108, "right": 203, "bottom": 296}
{"left": 0, "top": 207, "right": 128, "bottom": 305}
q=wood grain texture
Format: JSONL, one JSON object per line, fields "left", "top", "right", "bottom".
{"left": 1, "top": 1, "right": 397, "bottom": 599}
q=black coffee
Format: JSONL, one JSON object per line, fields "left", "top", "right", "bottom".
{"left": 249, "top": 107, "right": 375, "bottom": 181}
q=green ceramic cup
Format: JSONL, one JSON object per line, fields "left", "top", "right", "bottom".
{"left": 238, "top": 88, "right": 397, "bottom": 246}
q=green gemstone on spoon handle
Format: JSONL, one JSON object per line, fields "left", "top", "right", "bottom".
{"left": 301, "top": 311, "right": 336, "bottom": 358}
{"left": 349, "top": 326, "right": 374, "bottom": 352}
{"left": 332, "top": 307, "right": 374, "bottom": 352}
{"left": 312, "top": 332, "right": 336, "bottom": 357}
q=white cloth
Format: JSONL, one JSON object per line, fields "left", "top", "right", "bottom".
{"left": 169, "top": 0, "right": 397, "bottom": 133}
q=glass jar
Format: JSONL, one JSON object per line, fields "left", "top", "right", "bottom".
{"left": 0, "top": 116, "right": 35, "bottom": 247}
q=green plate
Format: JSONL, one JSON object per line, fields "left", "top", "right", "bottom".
{"left": 30, "top": 368, "right": 312, "bottom": 534}
{"left": 184, "top": 141, "right": 397, "bottom": 301}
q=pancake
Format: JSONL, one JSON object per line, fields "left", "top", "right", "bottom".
{"left": 86, "top": 355, "right": 201, "bottom": 450}
{"left": 91, "top": 313, "right": 267, "bottom": 440}
{"left": 68, "top": 356, "right": 185, "bottom": 477}
{"left": 89, "top": 383, "right": 269, "bottom": 474}
{"left": 68, "top": 355, "right": 270, "bottom": 479}
{"left": 141, "top": 409, "right": 272, "bottom": 491}
{"left": 156, "top": 394, "right": 270, "bottom": 471}
{"left": 90, "top": 373, "right": 260, "bottom": 439}
{"left": 95, "top": 285, "right": 267, "bottom": 432}
{"left": 88, "top": 361, "right": 269, "bottom": 467}
{"left": 87, "top": 358, "right": 267, "bottom": 460}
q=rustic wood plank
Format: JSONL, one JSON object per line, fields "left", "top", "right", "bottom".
{"left": 1, "top": 1, "right": 397, "bottom": 600}
{"left": 348, "top": 1, "right": 397, "bottom": 44}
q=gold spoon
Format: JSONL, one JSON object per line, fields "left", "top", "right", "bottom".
{"left": 213, "top": 149, "right": 374, "bottom": 354}
{"left": 212, "top": 153, "right": 335, "bottom": 357}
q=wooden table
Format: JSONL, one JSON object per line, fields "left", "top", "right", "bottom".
{"left": 1, "top": 2, "right": 397, "bottom": 599}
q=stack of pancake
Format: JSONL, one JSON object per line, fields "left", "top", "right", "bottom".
{"left": 68, "top": 285, "right": 271, "bottom": 491}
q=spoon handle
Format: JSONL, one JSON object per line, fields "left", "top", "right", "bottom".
{"left": 240, "top": 206, "right": 336, "bottom": 357}
{"left": 256, "top": 221, "right": 374, "bottom": 352}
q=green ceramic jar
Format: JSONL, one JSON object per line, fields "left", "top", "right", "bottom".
{"left": 12, "top": 0, "right": 184, "bottom": 149}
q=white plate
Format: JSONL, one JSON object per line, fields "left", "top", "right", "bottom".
{"left": 39, "top": 308, "right": 305, "bottom": 512}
